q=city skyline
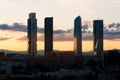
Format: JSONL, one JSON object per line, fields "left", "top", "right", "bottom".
{"left": 0, "top": 0, "right": 120, "bottom": 52}
{"left": 0, "top": 1, "right": 120, "bottom": 80}
{"left": 0, "top": 15, "right": 120, "bottom": 52}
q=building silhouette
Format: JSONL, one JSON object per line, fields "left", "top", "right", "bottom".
{"left": 74, "top": 16, "right": 82, "bottom": 56}
{"left": 44, "top": 17, "right": 53, "bottom": 55}
{"left": 93, "top": 20, "right": 103, "bottom": 57}
{"left": 27, "top": 13, "right": 37, "bottom": 56}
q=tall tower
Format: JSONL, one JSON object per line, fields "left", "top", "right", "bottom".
{"left": 74, "top": 16, "right": 82, "bottom": 56}
{"left": 27, "top": 13, "right": 37, "bottom": 56}
{"left": 93, "top": 20, "right": 103, "bottom": 57}
{"left": 44, "top": 17, "right": 53, "bottom": 55}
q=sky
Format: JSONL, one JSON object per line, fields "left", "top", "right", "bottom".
{"left": 0, "top": 0, "right": 120, "bottom": 52}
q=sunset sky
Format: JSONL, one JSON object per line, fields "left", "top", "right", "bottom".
{"left": 0, "top": 0, "right": 120, "bottom": 52}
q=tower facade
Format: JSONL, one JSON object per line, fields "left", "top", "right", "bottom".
{"left": 74, "top": 16, "right": 82, "bottom": 55}
{"left": 93, "top": 20, "right": 103, "bottom": 56}
{"left": 27, "top": 13, "right": 37, "bottom": 56}
{"left": 44, "top": 17, "right": 53, "bottom": 55}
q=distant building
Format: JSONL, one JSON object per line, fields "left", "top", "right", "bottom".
{"left": 104, "top": 50, "right": 120, "bottom": 66}
{"left": 0, "top": 52, "right": 5, "bottom": 57}
{"left": 93, "top": 20, "right": 103, "bottom": 57}
{"left": 6, "top": 53, "right": 19, "bottom": 57}
{"left": 44, "top": 17, "right": 53, "bottom": 55}
{"left": 27, "top": 13, "right": 37, "bottom": 56}
{"left": 74, "top": 16, "right": 82, "bottom": 56}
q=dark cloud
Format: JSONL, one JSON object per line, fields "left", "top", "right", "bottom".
{"left": 82, "top": 31, "right": 93, "bottom": 41}
{"left": 82, "top": 30, "right": 92, "bottom": 33}
{"left": 37, "top": 28, "right": 44, "bottom": 33}
{"left": 104, "top": 29, "right": 120, "bottom": 40}
{"left": 0, "top": 23, "right": 27, "bottom": 32}
{"left": 37, "top": 34, "right": 73, "bottom": 41}
{"left": 51, "top": 24, "right": 120, "bottom": 41}
{"left": 1, "top": 22, "right": 120, "bottom": 41}
{"left": 12, "top": 23, "right": 27, "bottom": 32}
{"left": 0, "top": 23, "right": 89, "bottom": 34}
{"left": 0, "top": 37, "right": 11, "bottom": 41}
{"left": 17, "top": 35, "right": 44, "bottom": 41}
{"left": 108, "top": 23, "right": 120, "bottom": 29}
{"left": 116, "top": 23, "right": 120, "bottom": 28}
{"left": 65, "top": 29, "right": 73, "bottom": 33}
{"left": 17, "top": 29, "right": 93, "bottom": 42}
{"left": 54, "top": 34, "right": 73, "bottom": 41}
{"left": 83, "top": 35, "right": 93, "bottom": 41}
{"left": 102, "top": 22, "right": 120, "bottom": 40}
{"left": 104, "top": 35, "right": 120, "bottom": 40}
{"left": 53, "top": 30, "right": 66, "bottom": 34}
{"left": 82, "top": 24, "right": 89, "bottom": 31}
{"left": 104, "top": 30, "right": 120, "bottom": 35}
{"left": 53, "top": 29, "right": 73, "bottom": 41}
{"left": 0, "top": 24, "right": 10, "bottom": 30}
{"left": 0, "top": 23, "right": 44, "bottom": 33}
{"left": 108, "top": 23, "right": 115, "bottom": 28}
{"left": 17, "top": 36, "right": 27, "bottom": 41}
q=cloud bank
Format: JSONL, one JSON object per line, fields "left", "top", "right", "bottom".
{"left": 0, "top": 22, "right": 120, "bottom": 41}
{"left": 0, "top": 37, "right": 11, "bottom": 41}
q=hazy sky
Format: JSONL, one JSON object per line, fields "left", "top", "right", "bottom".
{"left": 0, "top": 0, "right": 120, "bottom": 52}
{"left": 0, "top": 0, "right": 120, "bottom": 28}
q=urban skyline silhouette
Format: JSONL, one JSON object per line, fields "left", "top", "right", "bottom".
{"left": 0, "top": 0, "right": 120, "bottom": 79}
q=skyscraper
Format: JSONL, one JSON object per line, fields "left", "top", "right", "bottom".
{"left": 93, "top": 20, "right": 103, "bottom": 57}
{"left": 27, "top": 13, "right": 37, "bottom": 56}
{"left": 74, "top": 16, "right": 82, "bottom": 56}
{"left": 44, "top": 17, "right": 53, "bottom": 55}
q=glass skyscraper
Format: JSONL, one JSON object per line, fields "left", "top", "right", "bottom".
{"left": 74, "top": 16, "right": 82, "bottom": 56}
{"left": 27, "top": 13, "right": 37, "bottom": 56}
{"left": 93, "top": 20, "right": 103, "bottom": 57}
{"left": 44, "top": 17, "right": 53, "bottom": 55}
